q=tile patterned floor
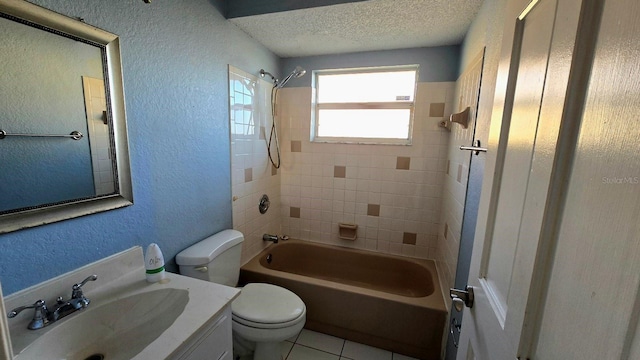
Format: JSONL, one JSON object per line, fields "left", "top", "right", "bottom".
{"left": 280, "top": 329, "right": 420, "bottom": 360}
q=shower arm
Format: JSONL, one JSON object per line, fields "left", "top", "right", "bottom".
{"left": 260, "top": 67, "right": 306, "bottom": 88}
{"left": 260, "top": 66, "right": 306, "bottom": 168}
{"left": 259, "top": 69, "right": 278, "bottom": 85}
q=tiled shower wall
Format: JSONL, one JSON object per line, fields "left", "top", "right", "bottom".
{"left": 228, "top": 66, "right": 282, "bottom": 264}
{"left": 277, "top": 82, "right": 455, "bottom": 259}
{"left": 436, "top": 52, "right": 484, "bottom": 293}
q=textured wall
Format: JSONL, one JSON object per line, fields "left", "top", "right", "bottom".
{"left": 280, "top": 46, "right": 460, "bottom": 87}
{"left": 0, "top": 0, "right": 278, "bottom": 295}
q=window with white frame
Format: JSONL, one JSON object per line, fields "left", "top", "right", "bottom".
{"left": 312, "top": 66, "right": 418, "bottom": 144}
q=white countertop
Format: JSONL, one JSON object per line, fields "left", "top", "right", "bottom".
{"left": 4, "top": 247, "right": 240, "bottom": 359}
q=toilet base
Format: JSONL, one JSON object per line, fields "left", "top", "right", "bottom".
{"left": 232, "top": 332, "right": 254, "bottom": 359}
{"left": 232, "top": 336, "right": 284, "bottom": 360}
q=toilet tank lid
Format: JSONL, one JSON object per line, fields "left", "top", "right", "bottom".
{"left": 176, "top": 229, "right": 244, "bottom": 266}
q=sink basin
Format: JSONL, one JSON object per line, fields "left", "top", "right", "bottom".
{"left": 14, "top": 288, "right": 189, "bottom": 360}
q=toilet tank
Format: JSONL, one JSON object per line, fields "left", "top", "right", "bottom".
{"left": 176, "top": 229, "right": 244, "bottom": 287}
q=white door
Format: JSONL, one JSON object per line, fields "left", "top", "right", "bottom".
{"left": 455, "top": 0, "right": 589, "bottom": 358}
{"left": 530, "top": 0, "right": 640, "bottom": 357}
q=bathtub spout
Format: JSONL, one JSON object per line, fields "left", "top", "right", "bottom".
{"left": 262, "top": 234, "right": 279, "bottom": 243}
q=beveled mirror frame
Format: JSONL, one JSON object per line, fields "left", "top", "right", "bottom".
{"left": 0, "top": 0, "right": 133, "bottom": 234}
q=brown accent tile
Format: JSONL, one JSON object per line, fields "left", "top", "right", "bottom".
{"left": 457, "top": 164, "right": 463, "bottom": 183}
{"left": 244, "top": 168, "right": 252, "bottom": 183}
{"left": 259, "top": 126, "right": 266, "bottom": 140}
{"left": 271, "top": 165, "right": 278, "bottom": 176}
{"left": 403, "top": 232, "right": 417, "bottom": 245}
{"left": 290, "top": 207, "right": 300, "bottom": 218}
{"left": 291, "top": 140, "right": 302, "bottom": 153}
{"left": 446, "top": 160, "right": 450, "bottom": 175}
{"left": 444, "top": 223, "right": 449, "bottom": 239}
{"left": 334, "top": 165, "right": 346, "bottom": 178}
{"left": 429, "top": 102, "right": 445, "bottom": 117}
{"left": 396, "top": 157, "right": 411, "bottom": 170}
{"left": 367, "top": 204, "right": 380, "bottom": 217}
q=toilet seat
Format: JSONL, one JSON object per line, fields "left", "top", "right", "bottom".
{"left": 232, "top": 283, "right": 305, "bottom": 329}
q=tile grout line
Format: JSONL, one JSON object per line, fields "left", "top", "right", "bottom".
{"left": 294, "top": 343, "right": 345, "bottom": 358}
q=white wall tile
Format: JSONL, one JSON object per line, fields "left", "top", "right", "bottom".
{"left": 251, "top": 82, "right": 454, "bottom": 262}
{"left": 229, "top": 66, "right": 282, "bottom": 264}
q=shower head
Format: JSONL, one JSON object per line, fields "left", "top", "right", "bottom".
{"left": 260, "top": 66, "right": 306, "bottom": 88}
{"left": 277, "top": 66, "right": 306, "bottom": 88}
{"left": 292, "top": 66, "right": 306, "bottom": 78}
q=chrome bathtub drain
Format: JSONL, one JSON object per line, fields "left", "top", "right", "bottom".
{"left": 84, "top": 354, "right": 104, "bottom": 360}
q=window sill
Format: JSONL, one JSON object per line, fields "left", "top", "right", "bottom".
{"left": 311, "top": 137, "right": 412, "bottom": 146}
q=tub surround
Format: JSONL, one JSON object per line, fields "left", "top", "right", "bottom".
{"left": 240, "top": 239, "right": 446, "bottom": 359}
{"left": 229, "top": 66, "right": 283, "bottom": 265}
{"left": 5, "top": 247, "right": 239, "bottom": 359}
{"left": 276, "top": 82, "right": 454, "bottom": 260}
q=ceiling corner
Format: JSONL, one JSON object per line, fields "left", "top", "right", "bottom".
{"left": 225, "top": 0, "right": 370, "bottom": 19}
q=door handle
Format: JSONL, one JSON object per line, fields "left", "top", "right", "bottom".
{"left": 449, "top": 286, "right": 475, "bottom": 311}
{"left": 459, "top": 139, "right": 487, "bottom": 155}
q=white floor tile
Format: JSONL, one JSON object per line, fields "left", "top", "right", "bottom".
{"left": 287, "top": 344, "right": 340, "bottom": 360}
{"left": 392, "top": 353, "right": 420, "bottom": 360}
{"left": 341, "top": 341, "right": 392, "bottom": 360}
{"left": 296, "top": 329, "right": 345, "bottom": 355}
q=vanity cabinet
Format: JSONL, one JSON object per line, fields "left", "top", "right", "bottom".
{"left": 173, "top": 306, "right": 233, "bottom": 360}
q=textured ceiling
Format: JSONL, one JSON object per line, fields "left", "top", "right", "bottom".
{"left": 230, "top": 0, "right": 483, "bottom": 58}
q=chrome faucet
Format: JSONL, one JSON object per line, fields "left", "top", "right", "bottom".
{"left": 262, "top": 234, "right": 289, "bottom": 244}
{"left": 7, "top": 274, "right": 97, "bottom": 330}
{"left": 70, "top": 274, "right": 97, "bottom": 308}
{"left": 7, "top": 300, "right": 49, "bottom": 330}
{"left": 263, "top": 234, "right": 279, "bottom": 243}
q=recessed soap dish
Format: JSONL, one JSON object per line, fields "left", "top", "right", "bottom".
{"left": 338, "top": 223, "right": 358, "bottom": 241}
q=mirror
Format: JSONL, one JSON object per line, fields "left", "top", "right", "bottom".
{"left": 0, "top": 0, "right": 132, "bottom": 233}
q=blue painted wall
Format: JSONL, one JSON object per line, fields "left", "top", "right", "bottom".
{"left": 280, "top": 46, "right": 460, "bottom": 87}
{"left": 0, "top": 0, "right": 278, "bottom": 295}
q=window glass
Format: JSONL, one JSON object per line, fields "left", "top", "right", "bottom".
{"left": 313, "top": 66, "right": 418, "bottom": 144}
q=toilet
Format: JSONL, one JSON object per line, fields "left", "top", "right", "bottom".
{"left": 176, "top": 229, "right": 305, "bottom": 360}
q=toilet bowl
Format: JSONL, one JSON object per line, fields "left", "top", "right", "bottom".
{"left": 176, "top": 230, "right": 306, "bottom": 360}
{"left": 232, "top": 283, "right": 305, "bottom": 360}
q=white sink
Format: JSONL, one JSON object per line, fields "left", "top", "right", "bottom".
{"left": 14, "top": 288, "right": 188, "bottom": 360}
{"left": 5, "top": 247, "right": 240, "bottom": 360}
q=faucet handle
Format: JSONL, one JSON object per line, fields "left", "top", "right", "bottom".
{"left": 7, "top": 300, "right": 50, "bottom": 330}
{"left": 73, "top": 274, "right": 98, "bottom": 290}
{"left": 7, "top": 300, "right": 47, "bottom": 318}
{"left": 71, "top": 274, "right": 97, "bottom": 299}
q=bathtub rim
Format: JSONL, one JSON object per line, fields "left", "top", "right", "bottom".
{"left": 241, "top": 239, "right": 447, "bottom": 312}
